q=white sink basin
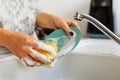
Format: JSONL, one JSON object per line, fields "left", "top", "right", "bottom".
{"left": 0, "top": 53, "right": 120, "bottom": 80}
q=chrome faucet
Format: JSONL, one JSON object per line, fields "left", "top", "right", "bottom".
{"left": 74, "top": 12, "right": 120, "bottom": 45}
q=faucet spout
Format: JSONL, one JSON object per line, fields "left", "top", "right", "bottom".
{"left": 74, "top": 12, "right": 120, "bottom": 45}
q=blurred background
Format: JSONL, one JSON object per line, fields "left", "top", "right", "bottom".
{"left": 37, "top": 0, "right": 120, "bottom": 39}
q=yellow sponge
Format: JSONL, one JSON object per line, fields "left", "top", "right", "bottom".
{"left": 33, "top": 42, "right": 58, "bottom": 66}
{"left": 45, "top": 42, "right": 58, "bottom": 52}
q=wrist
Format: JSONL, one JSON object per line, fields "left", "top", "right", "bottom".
{"left": 0, "top": 28, "right": 13, "bottom": 47}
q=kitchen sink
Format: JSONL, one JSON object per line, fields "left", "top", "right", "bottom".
{"left": 0, "top": 53, "right": 120, "bottom": 80}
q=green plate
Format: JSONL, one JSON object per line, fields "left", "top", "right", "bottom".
{"left": 44, "top": 26, "right": 82, "bottom": 57}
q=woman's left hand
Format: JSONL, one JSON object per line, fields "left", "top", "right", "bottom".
{"left": 36, "top": 13, "right": 79, "bottom": 36}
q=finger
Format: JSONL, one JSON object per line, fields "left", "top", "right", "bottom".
{"left": 67, "top": 20, "right": 80, "bottom": 30}
{"left": 25, "top": 39, "right": 38, "bottom": 48}
{"left": 17, "top": 51, "right": 28, "bottom": 59}
{"left": 27, "top": 53, "right": 43, "bottom": 63}
{"left": 29, "top": 47, "right": 54, "bottom": 64}
{"left": 67, "top": 20, "right": 79, "bottom": 27}
{"left": 20, "top": 53, "right": 36, "bottom": 67}
{"left": 60, "top": 22, "right": 74, "bottom": 36}
{"left": 22, "top": 47, "right": 43, "bottom": 63}
{"left": 34, "top": 40, "right": 56, "bottom": 55}
{"left": 53, "top": 26, "right": 58, "bottom": 30}
{"left": 21, "top": 55, "right": 42, "bottom": 67}
{"left": 19, "top": 51, "right": 41, "bottom": 67}
{"left": 22, "top": 57, "right": 36, "bottom": 67}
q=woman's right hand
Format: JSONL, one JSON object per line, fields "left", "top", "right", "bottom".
{"left": 3, "top": 31, "right": 39, "bottom": 66}
{"left": 3, "top": 31, "right": 56, "bottom": 67}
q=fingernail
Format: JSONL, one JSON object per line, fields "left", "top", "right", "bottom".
{"left": 70, "top": 31, "right": 74, "bottom": 36}
{"left": 50, "top": 58, "right": 54, "bottom": 62}
{"left": 48, "top": 57, "right": 54, "bottom": 62}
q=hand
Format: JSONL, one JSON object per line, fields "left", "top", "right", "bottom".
{"left": 36, "top": 13, "right": 79, "bottom": 36}
{"left": 4, "top": 31, "right": 56, "bottom": 67}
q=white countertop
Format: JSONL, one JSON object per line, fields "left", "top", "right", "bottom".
{"left": 72, "top": 38, "right": 120, "bottom": 57}
{"left": 0, "top": 38, "right": 120, "bottom": 63}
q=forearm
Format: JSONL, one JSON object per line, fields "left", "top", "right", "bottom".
{"left": 0, "top": 28, "right": 12, "bottom": 47}
{"left": 36, "top": 12, "right": 53, "bottom": 28}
